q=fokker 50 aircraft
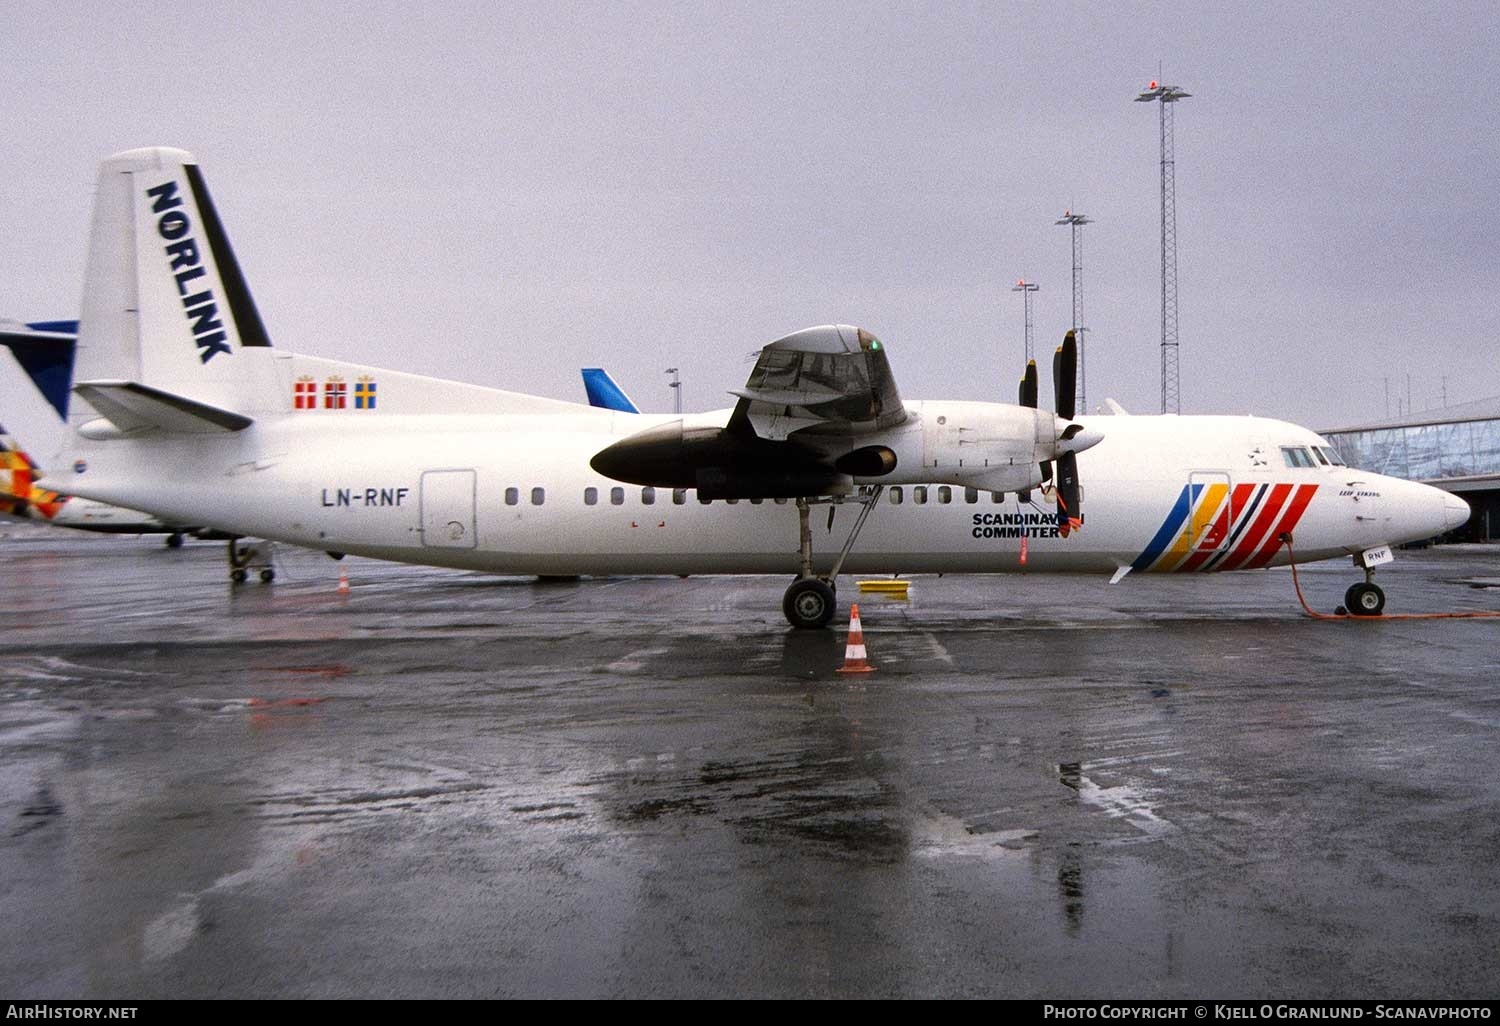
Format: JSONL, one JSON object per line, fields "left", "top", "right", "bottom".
{"left": 39, "top": 148, "right": 1468, "bottom": 626}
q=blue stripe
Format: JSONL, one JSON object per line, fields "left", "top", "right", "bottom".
{"left": 1131, "top": 484, "right": 1194, "bottom": 572}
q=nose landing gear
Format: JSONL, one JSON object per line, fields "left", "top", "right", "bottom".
{"left": 1342, "top": 579, "right": 1386, "bottom": 617}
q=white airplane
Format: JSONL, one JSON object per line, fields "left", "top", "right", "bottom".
{"left": 39, "top": 147, "right": 1468, "bottom": 625}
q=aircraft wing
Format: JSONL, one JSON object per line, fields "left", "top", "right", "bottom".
{"left": 728, "top": 325, "right": 906, "bottom": 441}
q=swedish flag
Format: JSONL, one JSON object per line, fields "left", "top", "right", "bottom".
{"left": 355, "top": 377, "right": 377, "bottom": 410}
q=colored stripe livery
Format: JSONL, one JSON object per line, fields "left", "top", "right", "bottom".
{"left": 1131, "top": 481, "right": 1319, "bottom": 573}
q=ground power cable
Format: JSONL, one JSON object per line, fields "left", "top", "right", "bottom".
{"left": 1279, "top": 534, "right": 1500, "bottom": 621}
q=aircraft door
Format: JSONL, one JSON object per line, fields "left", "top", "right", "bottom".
{"left": 1187, "top": 471, "right": 1234, "bottom": 557}
{"left": 420, "top": 469, "right": 477, "bottom": 549}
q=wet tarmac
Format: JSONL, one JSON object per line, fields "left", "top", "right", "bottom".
{"left": 2, "top": 526, "right": 1499, "bottom": 998}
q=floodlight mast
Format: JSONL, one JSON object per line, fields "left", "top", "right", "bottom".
{"left": 1135, "top": 81, "right": 1190, "bottom": 414}
{"left": 1055, "top": 211, "right": 1093, "bottom": 414}
{"left": 1012, "top": 279, "right": 1040, "bottom": 364}
{"left": 665, "top": 367, "right": 681, "bottom": 415}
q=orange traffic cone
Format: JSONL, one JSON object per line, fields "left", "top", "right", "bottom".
{"left": 836, "top": 603, "right": 876, "bottom": 675}
{"left": 337, "top": 566, "right": 350, "bottom": 595}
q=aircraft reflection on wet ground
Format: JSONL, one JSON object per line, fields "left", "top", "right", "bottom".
{"left": 2, "top": 529, "right": 1499, "bottom": 997}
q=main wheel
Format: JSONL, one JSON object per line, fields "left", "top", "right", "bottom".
{"left": 783, "top": 577, "right": 837, "bottom": 630}
{"left": 1345, "top": 582, "right": 1385, "bottom": 617}
{"left": 165, "top": 532, "right": 184, "bottom": 549}
{"left": 230, "top": 568, "right": 248, "bottom": 584}
{"left": 260, "top": 568, "right": 276, "bottom": 583}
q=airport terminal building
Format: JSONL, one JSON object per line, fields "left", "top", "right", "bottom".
{"left": 1322, "top": 395, "right": 1500, "bottom": 542}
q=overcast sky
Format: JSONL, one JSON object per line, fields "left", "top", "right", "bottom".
{"left": 3, "top": 1, "right": 1496, "bottom": 432}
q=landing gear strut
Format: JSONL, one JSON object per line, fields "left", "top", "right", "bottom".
{"left": 782, "top": 487, "right": 884, "bottom": 629}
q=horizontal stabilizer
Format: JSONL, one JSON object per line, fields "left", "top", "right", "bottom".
{"left": 72, "top": 380, "right": 253, "bottom": 435}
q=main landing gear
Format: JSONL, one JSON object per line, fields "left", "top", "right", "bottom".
{"left": 782, "top": 487, "right": 884, "bottom": 630}
{"left": 227, "top": 537, "right": 276, "bottom": 584}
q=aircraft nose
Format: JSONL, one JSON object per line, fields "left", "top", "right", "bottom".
{"left": 1443, "top": 491, "right": 1471, "bottom": 532}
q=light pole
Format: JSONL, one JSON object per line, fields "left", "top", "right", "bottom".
{"left": 1055, "top": 211, "right": 1092, "bottom": 414}
{"left": 1135, "top": 79, "right": 1190, "bottom": 414}
{"left": 665, "top": 367, "right": 681, "bottom": 415}
{"left": 1012, "top": 279, "right": 1040, "bottom": 364}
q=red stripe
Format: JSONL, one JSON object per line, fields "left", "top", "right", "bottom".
{"left": 1244, "top": 484, "right": 1319, "bottom": 569}
{"left": 1218, "top": 483, "right": 1292, "bottom": 571}
{"left": 1178, "top": 504, "right": 1233, "bottom": 572}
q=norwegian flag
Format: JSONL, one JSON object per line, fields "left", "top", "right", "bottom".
{"left": 324, "top": 377, "right": 347, "bottom": 410}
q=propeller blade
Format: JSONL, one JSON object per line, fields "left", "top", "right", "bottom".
{"left": 1018, "top": 360, "right": 1038, "bottom": 409}
{"left": 1056, "top": 451, "right": 1082, "bottom": 536}
{"left": 1053, "top": 330, "right": 1077, "bottom": 421}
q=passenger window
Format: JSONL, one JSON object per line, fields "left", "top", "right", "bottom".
{"left": 530, "top": 487, "right": 545, "bottom": 506}
{"left": 749, "top": 497, "right": 763, "bottom": 505}
{"left": 642, "top": 487, "right": 656, "bottom": 505}
{"left": 610, "top": 487, "right": 624, "bottom": 505}
{"left": 937, "top": 486, "right": 952, "bottom": 504}
{"left": 672, "top": 488, "right": 687, "bottom": 505}
{"left": 584, "top": 487, "right": 598, "bottom": 506}
{"left": 889, "top": 486, "right": 904, "bottom": 505}
{"left": 726, "top": 498, "right": 739, "bottom": 505}
{"left": 773, "top": 497, "right": 788, "bottom": 505}
{"left": 505, "top": 487, "right": 519, "bottom": 506}
{"left": 992, "top": 491, "right": 1004, "bottom": 503}
{"left": 964, "top": 487, "right": 979, "bottom": 504}
{"left": 914, "top": 486, "right": 928, "bottom": 505}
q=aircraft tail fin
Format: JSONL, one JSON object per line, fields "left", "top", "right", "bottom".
{"left": 0, "top": 321, "right": 76, "bottom": 421}
{"left": 581, "top": 368, "right": 640, "bottom": 413}
{"left": 73, "top": 147, "right": 282, "bottom": 429}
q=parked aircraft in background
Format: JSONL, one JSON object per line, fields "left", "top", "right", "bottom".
{"left": 0, "top": 321, "right": 206, "bottom": 545}
{"left": 581, "top": 368, "right": 640, "bottom": 413}
{"left": 37, "top": 148, "right": 1469, "bottom": 626}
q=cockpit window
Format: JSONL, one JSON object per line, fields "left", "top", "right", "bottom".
{"left": 1280, "top": 446, "right": 1316, "bottom": 469}
{"left": 1316, "top": 445, "right": 1347, "bottom": 466}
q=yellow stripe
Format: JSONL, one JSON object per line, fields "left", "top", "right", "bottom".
{"left": 1163, "top": 482, "right": 1228, "bottom": 567}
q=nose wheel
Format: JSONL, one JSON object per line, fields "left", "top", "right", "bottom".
{"left": 1343, "top": 581, "right": 1385, "bottom": 616}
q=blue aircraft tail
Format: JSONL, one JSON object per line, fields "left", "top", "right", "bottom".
{"left": 581, "top": 368, "right": 640, "bottom": 414}
{"left": 0, "top": 321, "right": 78, "bottom": 421}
